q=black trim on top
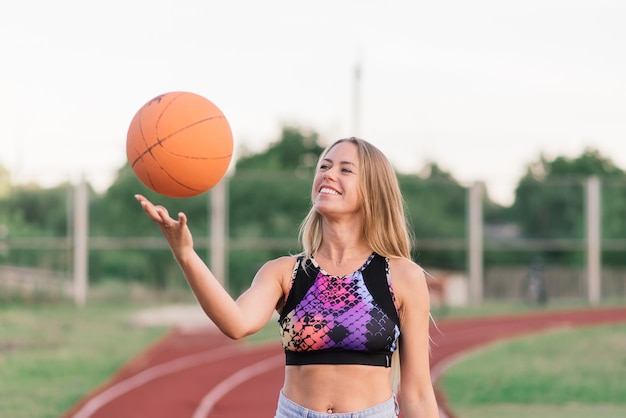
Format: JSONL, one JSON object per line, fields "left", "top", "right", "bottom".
{"left": 285, "top": 349, "right": 392, "bottom": 368}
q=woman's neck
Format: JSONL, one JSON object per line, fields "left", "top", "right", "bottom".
{"left": 315, "top": 249, "right": 371, "bottom": 266}
{"left": 316, "top": 216, "right": 370, "bottom": 265}
{"left": 316, "top": 240, "right": 371, "bottom": 266}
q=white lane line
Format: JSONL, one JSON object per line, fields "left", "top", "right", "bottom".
{"left": 192, "top": 354, "right": 284, "bottom": 418}
{"left": 71, "top": 345, "right": 238, "bottom": 418}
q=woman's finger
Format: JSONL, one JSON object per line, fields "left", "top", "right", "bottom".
{"left": 135, "top": 195, "right": 169, "bottom": 225}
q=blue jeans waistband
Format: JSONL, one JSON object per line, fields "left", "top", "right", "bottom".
{"left": 274, "top": 390, "right": 398, "bottom": 418}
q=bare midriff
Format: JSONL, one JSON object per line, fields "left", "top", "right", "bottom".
{"left": 282, "top": 363, "right": 392, "bottom": 414}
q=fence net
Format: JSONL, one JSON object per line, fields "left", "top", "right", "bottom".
{"left": 1, "top": 173, "right": 625, "bottom": 305}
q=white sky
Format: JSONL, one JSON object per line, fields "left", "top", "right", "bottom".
{"left": 1, "top": 0, "right": 625, "bottom": 204}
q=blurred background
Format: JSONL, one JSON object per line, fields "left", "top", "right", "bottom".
{"left": 2, "top": 0, "right": 625, "bottom": 305}
{"left": 1, "top": 1, "right": 625, "bottom": 417}
{"left": 1, "top": 126, "right": 625, "bottom": 305}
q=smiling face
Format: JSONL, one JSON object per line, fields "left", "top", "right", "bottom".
{"left": 311, "top": 141, "right": 362, "bottom": 218}
{"left": 299, "top": 137, "right": 412, "bottom": 259}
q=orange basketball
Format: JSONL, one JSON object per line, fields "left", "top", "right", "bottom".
{"left": 126, "top": 91, "right": 233, "bottom": 198}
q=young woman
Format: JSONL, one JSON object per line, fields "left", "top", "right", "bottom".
{"left": 136, "top": 137, "right": 439, "bottom": 417}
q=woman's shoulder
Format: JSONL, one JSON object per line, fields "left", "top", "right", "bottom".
{"left": 258, "top": 255, "right": 303, "bottom": 303}
{"left": 387, "top": 256, "right": 429, "bottom": 304}
{"left": 387, "top": 256, "right": 425, "bottom": 280}
{"left": 259, "top": 254, "right": 302, "bottom": 273}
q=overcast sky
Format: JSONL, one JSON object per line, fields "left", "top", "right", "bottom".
{"left": 1, "top": 0, "right": 625, "bottom": 204}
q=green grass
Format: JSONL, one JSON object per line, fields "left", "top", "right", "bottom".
{"left": 440, "top": 323, "right": 626, "bottom": 418}
{"left": 448, "top": 404, "right": 626, "bottom": 418}
{"left": 431, "top": 299, "right": 616, "bottom": 320}
{"left": 0, "top": 301, "right": 167, "bottom": 418}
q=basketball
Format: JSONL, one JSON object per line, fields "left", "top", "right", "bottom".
{"left": 126, "top": 91, "right": 233, "bottom": 198}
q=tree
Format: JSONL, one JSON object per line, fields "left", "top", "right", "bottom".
{"left": 0, "top": 163, "right": 10, "bottom": 198}
{"left": 1, "top": 183, "right": 75, "bottom": 271}
{"left": 235, "top": 125, "right": 325, "bottom": 174}
{"left": 226, "top": 126, "right": 325, "bottom": 293}
{"left": 511, "top": 148, "right": 626, "bottom": 264}
{"left": 399, "top": 163, "right": 468, "bottom": 269}
{"left": 5, "top": 184, "right": 72, "bottom": 237}
{"left": 88, "top": 164, "right": 209, "bottom": 286}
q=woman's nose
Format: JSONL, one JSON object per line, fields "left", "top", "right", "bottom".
{"left": 323, "top": 168, "right": 336, "bottom": 180}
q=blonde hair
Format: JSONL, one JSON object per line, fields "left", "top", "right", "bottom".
{"left": 299, "top": 137, "right": 413, "bottom": 259}
{"left": 298, "top": 137, "right": 413, "bottom": 393}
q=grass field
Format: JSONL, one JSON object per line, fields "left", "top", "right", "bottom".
{"left": 440, "top": 322, "right": 626, "bottom": 418}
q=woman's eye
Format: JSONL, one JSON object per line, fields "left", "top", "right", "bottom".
{"left": 319, "top": 164, "right": 330, "bottom": 170}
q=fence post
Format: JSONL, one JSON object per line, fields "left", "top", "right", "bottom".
{"left": 586, "top": 176, "right": 601, "bottom": 305}
{"left": 468, "top": 182, "right": 484, "bottom": 304}
{"left": 210, "top": 177, "right": 228, "bottom": 289}
{"left": 73, "top": 178, "right": 88, "bottom": 306}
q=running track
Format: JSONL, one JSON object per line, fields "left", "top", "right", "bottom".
{"left": 64, "top": 306, "right": 626, "bottom": 418}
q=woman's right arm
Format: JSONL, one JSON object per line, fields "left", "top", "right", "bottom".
{"left": 135, "top": 194, "right": 285, "bottom": 339}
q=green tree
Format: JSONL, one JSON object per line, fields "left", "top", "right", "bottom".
{"left": 226, "top": 126, "right": 325, "bottom": 293}
{"left": 230, "top": 125, "right": 324, "bottom": 239}
{"left": 399, "top": 163, "right": 468, "bottom": 269}
{"left": 87, "top": 164, "right": 209, "bottom": 286}
{"left": 511, "top": 148, "right": 626, "bottom": 264}
{"left": 91, "top": 164, "right": 209, "bottom": 238}
{"left": 2, "top": 183, "right": 75, "bottom": 271}
{"left": 235, "top": 125, "right": 324, "bottom": 174}
{"left": 5, "top": 184, "right": 71, "bottom": 237}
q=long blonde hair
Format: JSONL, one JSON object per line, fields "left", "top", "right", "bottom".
{"left": 298, "top": 137, "right": 413, "bottom": 393}
{"left": 299, "top": 137, "right": 413, "bottom": 259}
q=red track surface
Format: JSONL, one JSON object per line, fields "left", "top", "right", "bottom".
{"left": 64, "top": 307, "right": 626, "bottom": 418}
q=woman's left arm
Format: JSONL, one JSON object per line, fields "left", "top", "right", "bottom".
{"left": 391, "top": 258, "right": 440, "bottom": 418}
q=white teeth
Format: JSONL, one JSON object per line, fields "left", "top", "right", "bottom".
{"left": 320, "top": 187, "right": 339, "bottom": 195}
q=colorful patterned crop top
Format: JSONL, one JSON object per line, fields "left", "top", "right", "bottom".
{"left": 278, "top": 253, "right": 400, "bottom": 368}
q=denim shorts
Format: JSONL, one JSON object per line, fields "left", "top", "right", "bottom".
{"left": 274, "top": 390, "right": 399, "bottom": 418}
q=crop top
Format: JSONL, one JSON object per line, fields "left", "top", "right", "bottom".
{"left": 278, "top": 253, "right": 400, "bottom": 368}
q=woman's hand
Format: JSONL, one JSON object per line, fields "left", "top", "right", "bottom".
{"left": 134, "top": 194, "right": 194, "bottom": 260}
{"left": 135, "top": 193, "right": 286, "bottom": 339}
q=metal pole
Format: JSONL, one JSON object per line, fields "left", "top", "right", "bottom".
{"left": 210, "top": 177, "right": 228, "bottom": 289}
{"left": 586, "top": 176, "right": 601, "bottom": 305}
{"left": 73, "top": 177, "right": 88, "bottom": 306}
{"left": 352, "top": 59, "right": 362, "bottom": 137}
{"left": 468, "top": 182, "right": 484, "bottom": 304}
